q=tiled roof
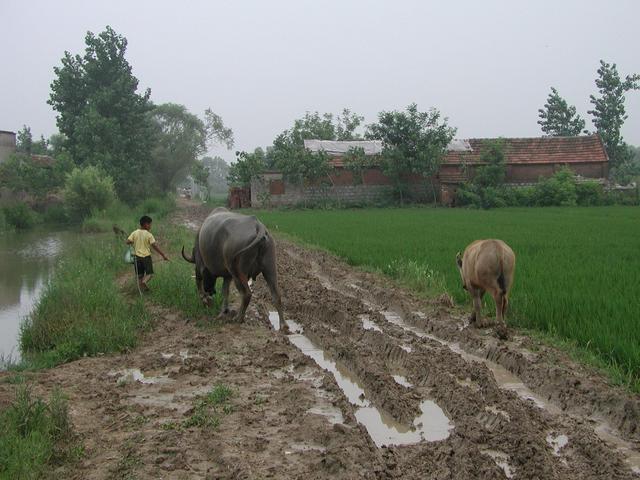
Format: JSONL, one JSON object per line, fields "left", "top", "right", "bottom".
{"left": 30, "top": 154, "right": 56, "bottom": 167}
{"left": 329, "top": 134, "right": 608, "bottom": 167}
{"left": 442, "top": 134, "right": 608, "bottom": 165}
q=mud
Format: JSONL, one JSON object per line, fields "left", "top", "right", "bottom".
{"left": 1, "top": 200, "right": 639, "bottom": 479}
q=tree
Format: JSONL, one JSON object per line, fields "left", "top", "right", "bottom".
{"left": 63, "top": 166, "right": 116, "bottom": 220}
{"left": 343, "top": 147, "right": 373, "bottom": 184}
{"left": 202, "top": 156, "right": 229, "bottom": 194}
{"left": 228, "top": 148, "right": 267, "bottom": 187}
{"left": 587, "top": 60, "right": 640, "bottom": 181}
{"left": 367, "top": 103, "right": 456, "bottom": 204}
{"left": 150, "top": 103, "right": 206, "bottom": 193}
{"left": 150, "top": 103, "right": 234, "bottom": 194}
{"left": 16, "top": 126, "right": 33, "bottom": 154}
{"left": 473, "top": 140, "right": 507, "bottom": 188}
{"left": 48, "top": 26, "right": 155, "bottom": 202}
{"left": 336, "top": 108, "right": 364, "bottom": 140}
{"left": 538, "top": 87, "right": 586, "bottom": 136}
{"left": 191, "top": 160, "right": 210, "bottom": 200}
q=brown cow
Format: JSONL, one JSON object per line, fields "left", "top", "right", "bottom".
{"left": 456, "top": 239, "right": 515, "bottom": 333}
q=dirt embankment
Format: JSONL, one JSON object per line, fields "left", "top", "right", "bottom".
{"left": 1, "top": 202, "right": 639, "bottom": 479}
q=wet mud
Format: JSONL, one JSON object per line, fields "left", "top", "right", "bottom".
{"left": 1, "top": 202, "right": 639, "bottom": 479}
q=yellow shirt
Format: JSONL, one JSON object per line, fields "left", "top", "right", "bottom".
{"left": 127, "top": 229, "right": 156, "bottom": 257}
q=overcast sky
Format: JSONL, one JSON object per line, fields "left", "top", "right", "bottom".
{"left": 1, "top": 0, "right": 639, "bottom": 162}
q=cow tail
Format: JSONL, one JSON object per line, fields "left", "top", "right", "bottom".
{"left": 497, "top": 254, "right": 507, "bottom": 295}
{"left": 234, "top": 222, "right": 267, "bottom": 261}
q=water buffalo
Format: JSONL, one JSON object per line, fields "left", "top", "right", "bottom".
{"left": 456, "top": 239, "right": 515, "bottom": 332}
{"left": 181, "top": 207, "right": 283, "bottom": 323}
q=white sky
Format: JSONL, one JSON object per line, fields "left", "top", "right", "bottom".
{"left": 1, "top": 0, "right": 639, "bottom": 162}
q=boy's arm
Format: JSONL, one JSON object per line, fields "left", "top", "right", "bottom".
{"left": 152, "top": 243, "right": 169, "bottom": 261}
{"left": 126, "top": 231, "right": 134, "bottom": 245}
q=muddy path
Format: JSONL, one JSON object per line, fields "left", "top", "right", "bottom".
{"left": 1, "top": 202, "right": 639, "bottom": 479}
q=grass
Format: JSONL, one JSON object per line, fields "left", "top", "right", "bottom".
{"left": 146, "top": 223, "right": 222, "bottom": 321}
{"left": 16, "top": 196, "right": 177, "bottom": 370}
{"left": 182, "top": 384, "right": 233, "bottom": 429}
{"left": 0, "top": 385, "right": 78, "bottom": 479}
{"left": 255, "top": 206, "right": 640, "bottom": 391}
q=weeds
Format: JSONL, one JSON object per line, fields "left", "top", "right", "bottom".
{"left": 0, "top": 385, "right": 77, "bottom": 479}
{"left": 183, "top": 384, "right": 233, "bottom": 429}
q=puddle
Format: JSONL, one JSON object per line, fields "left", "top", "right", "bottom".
{"left": 546, "top": 432, "right": 569, "bottom": 456}
{"left": 400, "top": 344, "right": 412, "bottom": 353}
{"left": 161, "top": 353, "right": 174, "bottom": 359}
{"left": 109, "top": 368, "right": 173, "bottom": 385}
{"left": 307, "top": 404, "right": 345, "bottom": 425}
{"left": 268, "top": 311, "right": 281, "bottom": 330}
{"left": 284, "top": 442, "right": 327, "bottom": 455}
{"left": 360, "top": 314, "right": 383, "bottom": 333}
{"left": 285, "top": 319, "right": 453, "bottom": 447}
{"left": 380, "top": 310, "right": 561, "bottom": 415}
{"left": 594, "top": 422, "right": 640, "bottom": 474}
{"left": 392, "top": 375, "right": 413, "bottom": 388}
{"left": 481, "top": 450, "right": 515, "bottom": 479}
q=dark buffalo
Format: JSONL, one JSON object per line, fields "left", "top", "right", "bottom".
{"left": 181, "top": 207, "right": 283, "bottom": 323}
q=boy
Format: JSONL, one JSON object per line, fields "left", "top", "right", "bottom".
{"left": 126, "top": 215, "right": 169, "bottom": 291}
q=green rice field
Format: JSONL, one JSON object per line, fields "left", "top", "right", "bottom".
{"left": 256, "top": 206, "right": 640, "bottom": 390}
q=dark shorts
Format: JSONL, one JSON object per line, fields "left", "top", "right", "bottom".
{"left": 134, "top": 255, "right": 153, "bottom": 278}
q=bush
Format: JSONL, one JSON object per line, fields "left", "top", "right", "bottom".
{"left": 576, "top": 181, "right": 604, "bottom": 206}
{"left": 42, "top": 204, "right": 69, "bottom": 225}
{"left": 63, "top": 166, "right": 116, "bottom": 221}
{"left": 533, "top": 168, "right": 577, "bottom": 206}
{"left": 138, "top": 196, "right": 176, "bottom": 218}
{"left": 2, "top": 203, "right": 41, "bottom": 230}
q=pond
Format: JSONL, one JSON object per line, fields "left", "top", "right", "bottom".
{"left": 0, "top": 228, "right": 79, "bottom": 366}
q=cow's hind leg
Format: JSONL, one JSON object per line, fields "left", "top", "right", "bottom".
{"left": 231, "top": 272, "right": 252, "bottom": 322}
{"left": 472, "top": 288, "right": 489, "bottom": 327}
{"left": 263, "top": 267, "right": 285, "bottom": 331}
{"left": 220, "top": 277, "right": 231, "bottom": 314}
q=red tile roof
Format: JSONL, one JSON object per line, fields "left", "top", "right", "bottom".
{"left": 329, "top": 134, "right": 608, "bottom": 167}
{"left": 442, "top": 134, "right": 608, "bottom": 165}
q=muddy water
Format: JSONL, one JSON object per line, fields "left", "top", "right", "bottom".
{"left": 270, "top": 312, "right": 454, "bottom": 447}
{"left": 0, "top": 229, "right": 79, "bottom": 366}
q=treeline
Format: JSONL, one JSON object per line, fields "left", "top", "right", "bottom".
{"left": 229, "top": 105, "right": 457, "bottom": 204}
{"left": 231, "top": 59, "right": 640, "bottom": 205}
{"left": 0, "top": 26, "right": 233, "bottom": 231}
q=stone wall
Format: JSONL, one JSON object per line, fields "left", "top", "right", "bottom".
{"left": 251, "top": 172, "right": 402, "bottom": 207}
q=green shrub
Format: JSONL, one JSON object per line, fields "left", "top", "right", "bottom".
{"left": 63, "top": 166, "right": 116, "bottom": 221}
{"left": 533, "top": 167, "right": 577, "bottom": 206}
{"left": 0, "top": 210, "right": 9, "bottom": 233}
{"left": 42, "top": 204, "right": 69, "bottom": 225}
{"left": 138, "top": 196, "right": 176, "bottom": 218}
{"left": 576, "top": 181, "right": 604, "bottom": 206}
{"left": 2, "top": 203, "right": 41, "bottom": 230}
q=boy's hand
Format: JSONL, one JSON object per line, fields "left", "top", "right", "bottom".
{"left": 163, "top": 255, "right": 170, "bottom": 262}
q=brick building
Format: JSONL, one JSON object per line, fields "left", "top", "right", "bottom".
{"left": 250, "top": 135, "right": 609, "bottom": 207}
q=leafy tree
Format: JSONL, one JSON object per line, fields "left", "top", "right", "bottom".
{"left": 202, "top": 156, "right": 229, "bottom": 194}
{"left": 228, "top": 148, "right": 267, "bottom": 187}
{"left": 367, "top": 103, "right": 456, "bottom": 204}
{"left": 191, "top": 160, "right": 210, "bottom": 200}
{"left": 336, "top": 108, "right": 364, "bottom": 140}
{"left": 343, "top": 147, "right": 373, "bottom": 184}
{"left": 16, "top": 126, "right": 33, "bottom": 154}
{"left": 538, "top": 87, "right": 586, "bottom": 136}
{"left": 150, "top": 103, "right": 234, "bottom": 194}
{"left": 587, "top": 60, "right": 640, "bottom": 181}
{"left": 63, "top": 165, "right": 115, "bottom": 220}
{"left": 48, "top": 26, "right": 155, "bottom": 202}
{"left": 473, "top": 140, "right": 507, "bottom": 187}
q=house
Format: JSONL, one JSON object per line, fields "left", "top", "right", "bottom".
{"left": 438, "top": 135, "right": 609, "bottom": 205}
{"left": 0, "top": 130, "right": 16, "bottom": 164}
{"left": 250, "top": 135, "right": 609, "bottom": 207}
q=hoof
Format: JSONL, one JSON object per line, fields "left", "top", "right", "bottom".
{"left": 495, "top": 323, "right": 509, "bottom": 340}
